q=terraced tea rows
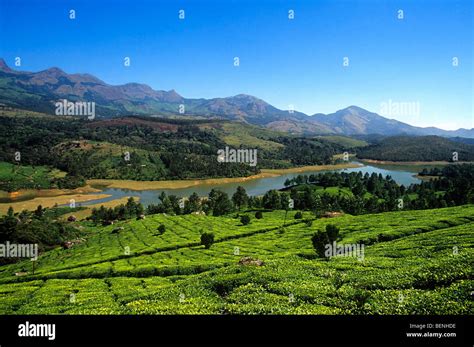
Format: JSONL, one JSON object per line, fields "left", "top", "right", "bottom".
{"left": 0, "top": 205, "right": 473, "bottom": 314}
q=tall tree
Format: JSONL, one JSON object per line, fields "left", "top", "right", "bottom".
{"left": 232, "top": 186, "right": 249, "bottom": 211}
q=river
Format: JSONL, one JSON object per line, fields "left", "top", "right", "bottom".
{"left": 78, "top": 162, "right": 426, "bottom": 207}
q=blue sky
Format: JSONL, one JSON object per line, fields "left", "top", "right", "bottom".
{"left": 0, "top": 0, "right": 472, "bottom": 130}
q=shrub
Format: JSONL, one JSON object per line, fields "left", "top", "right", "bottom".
{"left": 157, "top": 224, "right": 166, "bottom": 234}
{"left": 201, "top": 232, "right": 215, "bottom": 249}
{"left": 240, "top": 215, "right": 251, "bottom": 225}
{"left": 255, "top": 211, "right": 263, "bottom": 219}
{"left": 305, "top": 220, "right": 313, "bottom": 227}
{"left": 294, "top": 211, "right": 303, "bottom": 219}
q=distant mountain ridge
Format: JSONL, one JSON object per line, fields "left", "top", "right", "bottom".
{"left": 0, "top": 58, "right": 472, "bottom": 138}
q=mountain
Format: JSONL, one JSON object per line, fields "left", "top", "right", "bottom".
{"left": 311, "top": 106, "right": 474, "bottom": 138}
{"left": 311, "top": 106, "right": 421, "bottom": 135}
{"left": 1, "top": 58, "right": 472, "bottom": 138}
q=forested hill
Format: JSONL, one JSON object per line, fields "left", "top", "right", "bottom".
{"left": 356, "top": 136, "right": 474, "bottom": 162}
{"left": 0, "top": 113, "right": 344, "bottom": 189}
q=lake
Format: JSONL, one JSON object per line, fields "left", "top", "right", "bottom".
{"left": 78, "top": 162, "right": 425, "bottom": 208}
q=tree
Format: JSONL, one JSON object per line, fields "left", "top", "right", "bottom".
{"left": 263, "top": 190, "right": 281, "bottom": 209}
{"left": 0, "top": 207, "right": 17, "bottom": 243}
{"left": 135, "top": 203, "right": 144, "bottom": 217}
{"left": 311, "top": 231, "right": 329, "bottom": 258}
{"left": 201, "top": 232, "right": 215, "bottom": 249}
{"left": 302, "top": 186, "right": 316, "bottom": 210}
{"left": 232, "top": 186, "right": 248, "bottom": 211}
{"left": 161, "top": 195, "right": 174, "bottom": 214}
{"left": 240, "top": 215, "right": 251, "bottom": 225}
{"left": 255, "top": 211, "right": 263, "bottom": 219}
{"left": 209, "top": 190, "right": 233, "bottom": 216}
{"left": 168, "top": 195, "right": 182, "bottom": 215}
{"left": 280, "top": 193, "right": 291, "bottom": 210}
{"left": 184, "top": 192, "right": 201, "bottom": 214}
{"left": 326, "top": 224, "right": 340, "bottom": 243}
{"left": 33, "top": 205, "right": 44, "bottom": 219}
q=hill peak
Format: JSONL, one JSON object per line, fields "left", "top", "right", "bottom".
{"left": 0, "top": 58, "right": 12, "bottom": 72}
{"left": 38, "top": 66, "right": 67, "bottom": 77}
{"left": 340, "top": 105, "right": 371, "bottom": 114}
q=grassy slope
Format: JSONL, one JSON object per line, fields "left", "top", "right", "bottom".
{"left": 316, "top": 135, "right": 368, "bottom": 148}
{"left": 0, "top": 161, "right": 65, "bottom": 190}
{"left": 217, "top": 122, "right": 285, "bottom": 151}
{"left": 0, "top": 205, "right": 473, "bottom": 314}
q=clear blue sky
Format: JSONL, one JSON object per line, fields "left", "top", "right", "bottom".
{"left": 0, "top": 0, "right": 472, "bottom": 129}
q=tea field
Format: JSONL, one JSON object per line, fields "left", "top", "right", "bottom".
{"left": 0, "top": 206, "right": 473, "bottom": 314}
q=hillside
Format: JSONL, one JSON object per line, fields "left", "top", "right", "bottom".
{"left": 0, "top": 112, "right": 348, "bottom": 188}
{"left": 316, "top": 135, "right": 368, "bottom": 148}
{"left": 1, "top": 59, "right": 473, "bottom": 138}
{"left": 0, "top": 205, "right": 472, "bottom": 314}
{"left": 357, "top": 136, "right": 474, "bottom": 162}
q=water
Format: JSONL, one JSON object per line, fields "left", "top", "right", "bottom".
{"left": 77, "top": 163, "right": 424, "bottom": 208}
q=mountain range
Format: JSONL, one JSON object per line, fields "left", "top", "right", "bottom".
{"left": 0, "top": 58, "right": 472, "bottom": 138}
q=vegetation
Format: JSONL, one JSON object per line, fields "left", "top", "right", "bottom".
{"left": 311, "top": 224, "right": 340, "bottom": 258}
{"left": 325, "top": 224, "right": 340, "bottom": 243}
{"left": 356, "top": 135, "right": 474, "bottom": 162}
{"left": 0, "top": 119, "right": 473, "bottom": 315}
{"left": 0, "top": 115, "right": 347, "bottom": 188}
{"left": 232, "top": 186, "right": 249, "bottom": 211}
{"left": 282, "top": 164, "right": 474, "bottom": 214}
{"left": 0, "top": 162, "right": 84, "bottom": 192}
{"left": 240, "top": 215, "right": 251, "bottom": 225}
{"left": 316, "top": 135, "right": 368, "bottom": 148}
{"left": 157, "top": 224, "right": 166, "bottom": 235}
{"left": 312, "top": 231, "right": 329, "bottom": 258}
{"left": 89, "top": 198, "right": 144, "bottom": 224}
{"left": 294, "top": 211, "right": 303, "bottom": 219}
{"left": 200, "top": 232, "right": 215, "bottom": 249}
{"left": 0, "top": 204, "right": 471, "bottom": 314}
{"left": 0, "top": 206, "right": 83, "bottom": 264}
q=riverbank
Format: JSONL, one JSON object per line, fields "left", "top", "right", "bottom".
{"left": 359, "top": 159, "right": 467, "bottom": 166}
{"left": 261, "top": 162, "right": 362, "bottom": 175}
{"left": 0, "top": 192, "right": 112, "bottom": 215}
{"left": 87, "top": 162, "right": 362, "bottom": 191}
{"left": 0, "top": 185, "right": 101, "bottom": 200}
{"left": 60, "top": 196, "right": 141, "bottom": 220}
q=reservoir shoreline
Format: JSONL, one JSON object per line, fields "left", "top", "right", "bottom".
{"left": 87, "top": 163, "right": 362, "bottom": 191}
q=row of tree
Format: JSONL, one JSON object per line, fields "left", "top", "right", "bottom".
{"left": 89, "top": 164, "right": 474, "bottom": 224}
{"left": 89, "top": 198, "right": 144, "bottom": 224}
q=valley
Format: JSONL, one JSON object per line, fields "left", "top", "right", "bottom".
{"left": 0, "top": 61, "right": 473, "bottom": 317}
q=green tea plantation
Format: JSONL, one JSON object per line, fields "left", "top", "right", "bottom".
{"left": 0, "top": 206, "right": 473, "bottom": 315}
